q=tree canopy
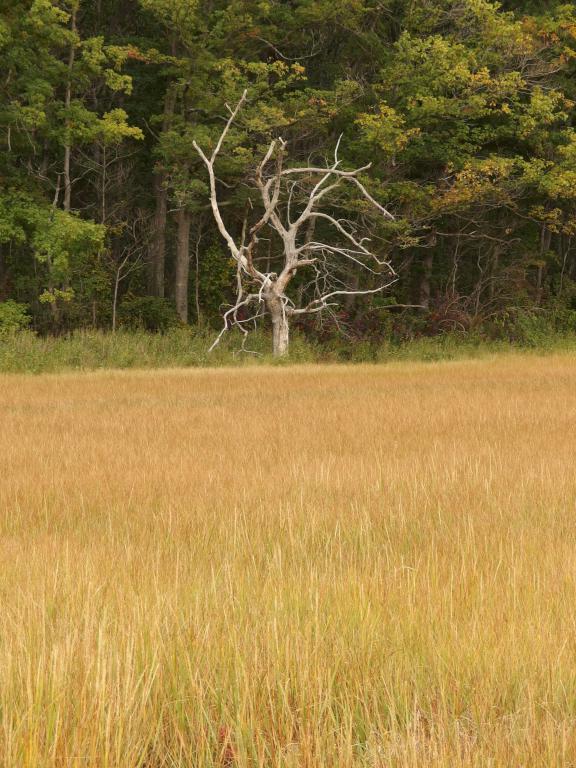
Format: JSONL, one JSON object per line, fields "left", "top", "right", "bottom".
{"left": 1, "top": 0, "right": 576, "bottom": 344}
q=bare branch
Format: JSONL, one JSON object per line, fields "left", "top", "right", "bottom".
{"left": 192, "top": 90, "right": 248, "bottom": 263}
{"left": 293, "top": 279, "right": 399, "bottom": 315}
{"left": 194, "top": 91, "right": 399, "bottom": 355}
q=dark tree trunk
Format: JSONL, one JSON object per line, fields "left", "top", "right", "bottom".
{"left": 489, "top": 246, "right": 501, "bottom": 301}
{"left": 174, "top": 209, "right": 191, "bottom": 323}
{"left": 0, "top": 246, "right": 7, "bottom": 300}
{"left": 193, "top": 220, "right": 204, "bottom": 323}
{"left": 147, "top": 86, "right": 177, "bottom": 297}
{"left": 420, "top": 252, "right": 433, "bottom": 310}
{"left": 63, "top": 7, "right": 77, "bottom": 214}
{"left": 148, "top": 173, "right": 168, "bottom": 297}
{"left": 537, "top": 226, "right": 552, "bottom": 306}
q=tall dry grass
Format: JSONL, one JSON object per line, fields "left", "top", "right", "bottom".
{"left": 1, "top": 355, "right": 576, "bottom": 766}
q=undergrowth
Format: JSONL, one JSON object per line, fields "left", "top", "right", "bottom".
{"left": 1, "top": 326, "right": 576, "bottom": 374}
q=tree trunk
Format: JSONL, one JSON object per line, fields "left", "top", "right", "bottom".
{"left": 536, "top": 263, "right": 545, "bottom": 306}
{"left": 0, "top": 245, "right": 6, "bottom": 300}
{"left": 194, "top": 220, "right": 203, "bottom": 323}
{"left": 100, "top": 144, "right": 107, "bottom": 224}
{"left": 489, "top": 246, "right": 501, "bottom": 301}
{"left": 63, "top": 7, "right": 77, "bottom": 214}
{"left": 112, "top": 268, "right": 121, "bottom": 332}
{"left": 174, "top": 209, "right": 191, "bottom": 323}
{"left": 420, "top": 252, "right": 433, "bottom": 310}
{"left": 267, "top": 296, "right": 289, "bottom": 356}
{"left": 147, "top": 86, "right": 177, "bottom": 297}
{"left": 536, "top": 225, "right": 552, "bottom": 306}
{"left": 344, "top": 273, "right": 360, "bottom": 314}
{"left": 148, "top": 173, "right": 168, "bottom": 297}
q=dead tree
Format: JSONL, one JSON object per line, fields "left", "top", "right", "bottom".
{"left": 193, "top": 91, "right": 397, "bottom": 356}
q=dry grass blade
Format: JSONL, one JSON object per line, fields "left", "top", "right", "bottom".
{"left": 0, "top": 355, "right": 576, "bottom": 766}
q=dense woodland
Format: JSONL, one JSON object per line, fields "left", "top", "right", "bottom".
{"left": 2, "top": 0, "right": 576, "bottom": 349}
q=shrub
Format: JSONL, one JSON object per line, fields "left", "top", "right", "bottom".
{"left": 118, "top": 296, "right": 181, "bottom": 332}
{"left": 0, "top": 301, "right": 30, "bottom": 334}
{"left": 508, "top": 311, "right": 556, "bottom": 348}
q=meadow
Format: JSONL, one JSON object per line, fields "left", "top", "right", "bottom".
{"left": 1, "top": 354, "right": 576, "bottom": 766}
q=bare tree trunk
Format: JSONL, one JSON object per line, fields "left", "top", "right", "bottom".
{"left": 175, "top": 209, "right": 191, "bottom": 323}
{"left": 267, "top": 296, "right": 289, "bottom": 356}
{"left": 147, "top": 86, "right": 177, "bottom": 297}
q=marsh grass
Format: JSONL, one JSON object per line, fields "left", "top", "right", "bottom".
{"left": 1, "top": 355, "right": 576, "bottom": 765}
{"left": 2, "top": 327, "right": 576, "bottom": 374}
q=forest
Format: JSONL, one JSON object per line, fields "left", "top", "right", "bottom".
{"left": 2, "top": 0, "right": 576, "bottom": 353}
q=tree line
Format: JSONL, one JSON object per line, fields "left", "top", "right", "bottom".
{"left": 1, "top": 0, "right": 576, "bottom": 351}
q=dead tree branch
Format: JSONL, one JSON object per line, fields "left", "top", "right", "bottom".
{"left": 194, "top": 93, "right": 398, "bottom": 355}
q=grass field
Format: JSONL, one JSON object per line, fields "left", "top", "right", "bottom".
{"left": 1, "top": 354, "right": 576, "bottom": 766}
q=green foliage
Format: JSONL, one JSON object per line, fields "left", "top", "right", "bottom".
{"left": 32, "top": 211, "right": 105, "bottom": 283}
{"left": 196, "top": 243, "right": 236, "bottom": 320}
{"left": 0, "top": 301, "right": 30, "bottom": 334}
{"left": 118, "top": 296, "right": 181, "bottom": 332}
{"left": 2, "top": 0, "right": 576, "bottom": 348}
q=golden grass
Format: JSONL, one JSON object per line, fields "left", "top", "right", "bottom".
{"left": 1, "top": 354, "right": 576, "bottom": 766}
